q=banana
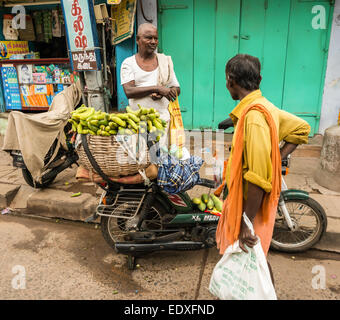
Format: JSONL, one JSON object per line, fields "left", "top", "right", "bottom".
{"left": 115, "top": 113, "right": 129, "bottom": 120}
{"left": 197, "top": 202, "right": 206, "bottom": 212}
{"left": 111, "top": 116, "right": 126, "bottom": 127}
{"left": 153, "top": 118, "right": 163, "bottom": 130}
{"left": 147, "top": 120, "right": 153, "bottom": 132}
{"left": 147, "top": 113, "right": 157, "bottom": 121}
{"left": 128, "top": 112, "right": 140, "bottom": 123}
{"left": 137, "top": 104, "right": 149, "bottom": 115}
{"left": 211, "top": 194, "right": 223, "bottom": 212}
{"left": 109, "top": 121, "right": 118, "bottom": 129}
{"left": 71, "top": 105, "right": 87, "bottom": 114}
{"left": 192, "top": 197, "right": 201, "bottom": 205}
{"left": 90, "top": 120, "right": 99, "bottom": 126}
{"left": 79, "top": 107, "right": 95, "bottom": 120}
{"left": 126, "top": 106, "right": 141, "bottom": 117}
{"left": 207, "top": 197, "right": 214, "bottom": 210}
{"left": 127, "top": 118, "right": 138, "bottom": 131}
{"left": 201, "top": 194, "right": 209, "bottom": 204}
{"left": 87, "top": 123, "right": 98, "bottom": 132}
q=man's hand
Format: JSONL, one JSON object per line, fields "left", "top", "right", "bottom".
{"left": 157, "top": 86, "right": 178, "bottom": 101}
{"left": 280, "top": 142, "right": 298, "bottom": 160}
{"left": 150, "top": 93, "right": 163, "bottom": 100}
{"left": 238, "top": 218, "right": 258, "bottom": 253}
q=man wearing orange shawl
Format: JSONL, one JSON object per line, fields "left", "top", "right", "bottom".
{"left": 216, "top": 54, "right": 310, "bottom": 284}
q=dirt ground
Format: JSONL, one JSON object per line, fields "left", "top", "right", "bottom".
{"left": 0, "top": 213, "right": 339, "bottom": 300}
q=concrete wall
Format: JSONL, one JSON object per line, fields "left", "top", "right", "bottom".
{"left": 319, "top": 0, "right": 340, "bottom": 134}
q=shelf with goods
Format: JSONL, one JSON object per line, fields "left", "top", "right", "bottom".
{"left": 0, "top": 58, "right": 78, "bottom": 112}
{"left": 0, "top": 3, "right": 74, "bottom": 113}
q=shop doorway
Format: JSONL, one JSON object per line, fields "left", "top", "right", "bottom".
{"left": 158, "top": 0, "right": 334, "bottom": 135}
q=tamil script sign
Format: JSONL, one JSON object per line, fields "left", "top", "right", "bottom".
{"left": 0, "top": 41, "right": 29, "bottom": 60}
{"left": 61, "top": 0, "right": 101, "bottom": 71}
{"left": 71, "top": 50, "right": 98, "bottom": 70}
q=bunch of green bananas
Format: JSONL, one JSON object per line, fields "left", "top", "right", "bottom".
{"left": 192, "top": 194, "right": 223, "bottom": 212}
{"left": 68, "top": 104, "right": 167, "bottom": 140}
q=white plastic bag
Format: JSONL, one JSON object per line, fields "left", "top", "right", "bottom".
{"left": 209, "top": 213, "right": 277, "bottom": 300}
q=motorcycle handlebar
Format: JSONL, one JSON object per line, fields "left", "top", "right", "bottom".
{"left": 218, "top": 117, "right": 234, "bottom": 130}
{"left": 197, "top": 178, "right": 217, "bottom": 189}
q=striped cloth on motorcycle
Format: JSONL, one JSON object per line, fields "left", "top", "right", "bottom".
{"left": 157, "top": 154, "right": 203, "bottom": 194}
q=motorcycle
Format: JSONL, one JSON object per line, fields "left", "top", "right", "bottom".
{"left": 81, "top": 120, "right": 327, "bottom": 270}
{"left": 8, "top": 110, "right": 81, "bottom": 188}
{"left": 9, "top": 122, "right": 79, "bottom": 188}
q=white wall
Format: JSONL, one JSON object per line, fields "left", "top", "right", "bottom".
{"left": 319, "top": 0, "right": 340, "bottom": 134}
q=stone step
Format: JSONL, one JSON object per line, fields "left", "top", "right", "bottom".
{"left": 25, "top": 188, "right": 98, "bottom": 222}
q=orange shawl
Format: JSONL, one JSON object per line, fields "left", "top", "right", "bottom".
{"left": 216, "top": 104, "right": 281, "bottom": 256}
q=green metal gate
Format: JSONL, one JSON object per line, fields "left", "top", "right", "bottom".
{"left": 158, "top": 0, "right": 334, "bottom": 135}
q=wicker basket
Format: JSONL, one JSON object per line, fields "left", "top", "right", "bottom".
{"left": 76, "top": 134, "right": 150, "bottom": 178}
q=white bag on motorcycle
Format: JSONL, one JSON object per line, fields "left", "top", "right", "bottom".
{"left": 209, "top": 213, "right": 277, "bottom": 300}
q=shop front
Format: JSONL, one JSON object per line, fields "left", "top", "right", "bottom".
{"left": 0, "top": 0, "right": 140, "bottom": 114}
{"left": 0, "top": 1, "right": 79, "bottom": 112}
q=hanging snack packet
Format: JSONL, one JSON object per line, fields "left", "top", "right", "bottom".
{"left": 168, "top": 97, "right": 185, "bottom": 158}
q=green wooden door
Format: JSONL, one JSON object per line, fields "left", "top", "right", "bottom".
{"left": 158, "top": 0, "right": 333, "bottom": 134}
{"left": 158, "top": 0, "right": 194, "bottom": 128}
{"left": 238, "top": 0, "right": 291, "bottom": 109}
{"left": 281, "top": 0, "right": 333, "bottom": 134}
{"left": 158, "top": 0, "right": 240, "bottom": 130}
{"left": 213, "top": 0, "right": 241, "bottom": 130}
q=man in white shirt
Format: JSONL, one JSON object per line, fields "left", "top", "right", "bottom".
{"left": 120, "top": 23, "right": 181, "bottom": 146}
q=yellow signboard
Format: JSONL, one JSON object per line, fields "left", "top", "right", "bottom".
{"left": 111, "top": 0, "right": 137, "bottom": 45}
{"left": 0, "top": 41, "right": 29, "bottom": 60}
{"left": 107, "top": 0, "right": 121, "bottom": 4}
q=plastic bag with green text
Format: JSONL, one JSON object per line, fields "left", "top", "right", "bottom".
{"left": 209, "top": 213, "right": 277, "bottom": 300}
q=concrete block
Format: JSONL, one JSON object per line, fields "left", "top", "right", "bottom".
{"left": 10, "top": 185, "right": 38, "bottom": 209}
{"left": 314, "top": 125, "right": 340, "bottom": 192}
{"left": 0, "top": 183, "right": 20, "bottom": 209}
{"left": 26, "top": 189, "right": 98, "bottom": 221}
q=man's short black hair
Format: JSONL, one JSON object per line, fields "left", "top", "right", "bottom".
{"left": 225, "top": 54, "right": 262, "bottom": 91}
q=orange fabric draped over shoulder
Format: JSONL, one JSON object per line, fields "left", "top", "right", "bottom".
{"left": 215, "top": 104, "right": 282, "bottom": 256}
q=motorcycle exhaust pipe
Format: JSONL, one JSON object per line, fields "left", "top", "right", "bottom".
{"left": 115, "top": 241, "right": 206, "bottom": 255}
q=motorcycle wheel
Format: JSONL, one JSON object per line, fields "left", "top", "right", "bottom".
{"left": 22, "top": 168, "right": 57, "bottom": 188}
{"left": 271, "top": 198, "right": 327, "bottom": 253}
{"left": 101, "top": 200, "right": 167, "bottom": 251}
